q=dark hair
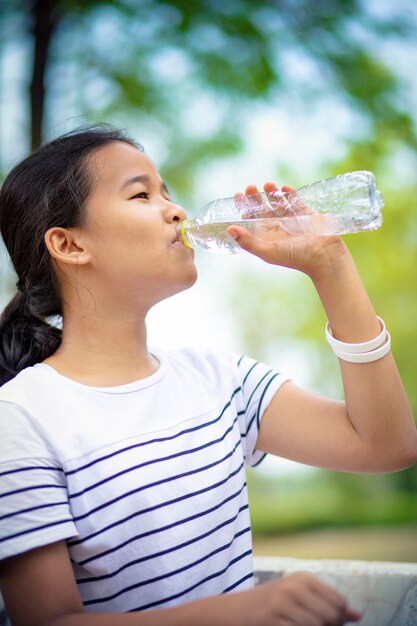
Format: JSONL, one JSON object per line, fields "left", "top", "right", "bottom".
{"left": 0, "top": 125, "right": 140, "bottom": 386}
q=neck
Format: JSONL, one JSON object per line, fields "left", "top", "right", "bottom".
{"left": 44, "top": 307, "right": 159, "bottom": 387}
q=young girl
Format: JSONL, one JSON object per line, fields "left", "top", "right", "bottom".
{"left": 0, "top": 126, "right": 415, "bottom": 626}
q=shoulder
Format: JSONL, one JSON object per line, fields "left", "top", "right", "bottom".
{"left": 0, "top": 367, "right": 41, "bottom": 431}
{"left": 0, "top": 364, "right": 49, "bottom": 405}
{"left": 0, "top": 366, "right": 61, "bottom": 461}
{"left": 158, "top": 347, "right": 288, "bottom": 398}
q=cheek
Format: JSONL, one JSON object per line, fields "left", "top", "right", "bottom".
{"left": 91, "top": 215, "right": 157, "bottom": 259}
{"left": 111, "top": 231, "right": 168, "bottom": 278}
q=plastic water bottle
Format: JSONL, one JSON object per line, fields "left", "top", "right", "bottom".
{"left": 177, "top": 171, "right": 384, "bottom": 255}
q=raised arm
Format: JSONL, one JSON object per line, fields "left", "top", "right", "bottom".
{"left": 228, "top": 183, "right": 417, "bottom": 473}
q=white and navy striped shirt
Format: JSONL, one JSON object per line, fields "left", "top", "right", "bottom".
{"left": 0, "top": 349, "right": 288, "bottom": 613}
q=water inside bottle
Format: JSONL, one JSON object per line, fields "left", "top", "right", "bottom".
{"left": 191, "top": 213, "right": 381, "bottom": 255}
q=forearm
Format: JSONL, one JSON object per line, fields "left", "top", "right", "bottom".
{"left": 309, "top": 239, "right": 380, "bottom": 342}
{"left": 45, "top": 575, "right": 360, "bottom": 626}
{"left": 47, "top": 591, "right": 252, "bottom": 626}
{"left": 310, "top": 239, "right": 416, "bottom": 469}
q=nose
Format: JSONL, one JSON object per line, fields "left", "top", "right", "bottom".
{"left": 164, "top": 200, "right": 187, "bottom": 223}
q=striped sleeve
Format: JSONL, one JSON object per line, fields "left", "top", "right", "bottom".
{"left": 0, "top": 401, "right": 77, "bottom": 561}
{"left": 234, "top": 355, "right": 289, "bottom": 467}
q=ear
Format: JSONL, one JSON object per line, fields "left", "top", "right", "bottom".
{"left": 44, "top": 227, "right": 92, "bottom": 266}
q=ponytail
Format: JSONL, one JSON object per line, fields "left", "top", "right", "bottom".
{"left": 0, "top": 292, "right": 61, "bottom": 385}
{"left": 0, "top": 125, "right": 139, "bottom": 386}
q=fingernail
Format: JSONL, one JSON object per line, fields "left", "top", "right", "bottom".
{"left": 228, "top": 229, "right": 239, "bottom": 240}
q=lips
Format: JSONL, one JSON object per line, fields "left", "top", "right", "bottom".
{"left": 172, "top": 226, "right": 182, "bottom": 244}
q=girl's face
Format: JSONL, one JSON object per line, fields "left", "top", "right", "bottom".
{"left": 77, "top": 141, "right": 197, "bottom": 308}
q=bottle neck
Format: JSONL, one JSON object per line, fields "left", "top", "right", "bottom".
{"left": 176, "top": 219, "right": 195, "bottom": 249}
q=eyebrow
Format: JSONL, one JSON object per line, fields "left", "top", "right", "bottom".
{"left": 120, "top": 174, "right": 170, "bottom": 196}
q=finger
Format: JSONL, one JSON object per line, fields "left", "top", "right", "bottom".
{"left": 303, "top": 576, "right": 358, "bottom": 625}
{"left": 261, "top": 181, "right": 292, "bottom": 217}
{"left": 245, "top": 181, "right": 288, "bottom": 219}
{"left": 305, "top": 575, "right": 347, "bottom": 607}
{"left": 245, "top": 183, "right": 261, "bottom": 197}
{"left": 298, "top": 587, "right": 348, "bottom": 625}
{"left": 279, "top": 604, "right": 321, "bottom": 626}
{"left": 278, "top": 574, "right": 360, "bottom": 626}
{"left": 266, "top": 188, "right": 291, "bottom": 217}
{"left": 245, "top": 184, "right": 265, "bottom": 217}
{"left": 280, "top": 185, "right": 314, "bottom": 216}
{"left": 346, "top": 608, "right": 362, "bottom": 622}
{"left": 234, "top": 184, "right": 267, "bottom": 219}
{"left": 263, "top": 181, "right": 279, "bottom": 193}
{"left": 233, "top": 191, "right": 245, "bottom": 212}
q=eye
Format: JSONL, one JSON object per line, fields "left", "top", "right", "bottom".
{"left": 130, "top": 191, "right": 149, "bottom": 200}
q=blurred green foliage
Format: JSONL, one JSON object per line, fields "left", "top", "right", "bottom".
{"left": 2, "top": 0, "right": 417, "bottom": 195}
{"left": 247, "top": 469, "right": 417, "bottom": 535}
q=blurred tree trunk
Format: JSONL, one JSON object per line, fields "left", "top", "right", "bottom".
{"left": 29, "top": 0, "right": 61, "bottom": 149}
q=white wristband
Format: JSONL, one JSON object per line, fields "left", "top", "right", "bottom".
{"left": 333, "top": 333, "right": 391, "bottom": 363}
{"left": 325, "top": 316, "right": 386, "bottom": 354}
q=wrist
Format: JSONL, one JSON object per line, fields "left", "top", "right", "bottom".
{"left": 305, "top": 240, "right": 380, "bottom": 342}
{"left": 303, "top": 237, "right": 352, "bottom": 284}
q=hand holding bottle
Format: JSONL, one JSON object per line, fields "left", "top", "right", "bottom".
{"left": 228, "top": 182, "right": 351, "bottom": 278}
{"left": 178, "top": 170, "right": 383, "bottom": 256}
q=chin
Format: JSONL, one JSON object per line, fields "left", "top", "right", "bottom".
{"left": 179, "top": 265, "right": 199, "bottom": 292}
{"left": 158, "top": 267, "right": 198, "bottom": 303}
